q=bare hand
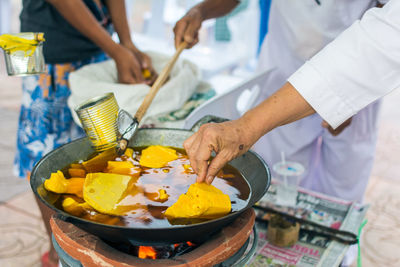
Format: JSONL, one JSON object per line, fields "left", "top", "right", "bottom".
{"left": 322, "top": 117, "right": 352, "bottom": 136}
{"left": 183, "top": 120, "right": 254, "bottom": 184}
{"left": 124, "top": 43, "right": 158, "bottom": 85}
{"left": 174, "top": 7, "right": 203, "bottom": 49}
{"left": 113, "top": 45, "right": 146, "bottom": 84}
{"left": 114, "top": 44, "right": 157, "bottom": 85}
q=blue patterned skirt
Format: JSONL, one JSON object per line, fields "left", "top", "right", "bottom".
{"left": 14, "top": 53, "right": 108, "bottom": 178}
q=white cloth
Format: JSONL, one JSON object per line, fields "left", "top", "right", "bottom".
{"left": 289, "top": 0, "right": 400, "bottom": 128}
{"left": 68, "top": 51, "right": 201, "bottom": 126}
{"left": 254, "top": 0, "right": 382, "bottom": 205}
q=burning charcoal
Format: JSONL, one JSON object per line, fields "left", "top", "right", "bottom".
{"left": 155, "top": 245, "right": 174, "bottom": 259}
{"left": 137, "top": 245, "right": 175, "bottom": 259}
{"left": 174, "top": 241, "right": 196, "bottom": 256}
{"left": 138, "top": 246, "right": 157, "bottom": 259}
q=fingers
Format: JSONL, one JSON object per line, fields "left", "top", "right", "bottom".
{"left": 174, "top": 8, "right": 202, "bottom": 49}
{"left": 184, "top": 127, "right": 215, "bottom": 183}
{"left": 321, "top": 121, "right": 330, "bottom": 128}
{"left": 136, "top": 53, "right": 158, "bottom": 85}
{"left": 183, "top": 125, "right": 216, "bottom": 183}
{"left": 205, "top": 152, "right": 230, "bottom": 184}
{"left": 131, "top": 65, "right": 145, "bottom": 84}
{"left": 183, "top": 133, "right": 199, "bottom": 176}
{"left": 140, "top": 54, "right": 149, "bottom": 69}
{"left": 174, "top": 20, "right": 187, "bottom": 49}
{"left": 129, "top": 53, "right": 147, "bottom": 84}
{"left": 118, "top": 68, "right": 136, "bottom": 84}
{"left": 322, "top": 118, "right": 352, "bottom": 136}
{"left": 144, "top": 60, "right": 158, "bottom": 85}
{"left": 115, "top": 47, "right": 146, "bottom": 84}
{"left": 183, "top": 19, "right": 201, "bottom": 46}
{"left": 183, "top": 122, "right": 245, "bottom": 184}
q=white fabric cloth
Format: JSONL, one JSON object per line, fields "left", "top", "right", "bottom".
{"left": 253, "top": 0, "right": 382, "bottom": 205}
{"left": 289, "top": 0, "right": 400, "bottom": 128}
{"left": 68, "top": 51, "right": 201, "bottom": 126}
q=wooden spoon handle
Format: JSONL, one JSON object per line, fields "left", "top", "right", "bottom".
{"left": 134, "top": 42, "right": 188, "bottom": 122}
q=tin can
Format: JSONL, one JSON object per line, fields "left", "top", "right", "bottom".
{"left": 75, "top": 93, "right": 119, "bottom": 152}
{"left": 2, "top": 33, "right": 46, "bottom": 76}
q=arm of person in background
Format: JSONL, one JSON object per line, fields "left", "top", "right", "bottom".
{"left": 46, "top": 0, "right": 146, "bottom": 84}
{"left": 105, "top": 0, "right": 157, "bottom": 85}
{"left": 320, "top": 0, "right": 386, "bottom": 136}
{"left": 321, "top": 118, "right": 352, "bottom": 136}
{"left": 184, "top": 0, "right": 400, "bottom": 184}
{"left": 174, "top": 0, "right": 240, "bottom": 48}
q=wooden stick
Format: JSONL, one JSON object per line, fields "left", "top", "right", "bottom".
{"left": 134, "top": 42, "right": 187, "bottom": 122}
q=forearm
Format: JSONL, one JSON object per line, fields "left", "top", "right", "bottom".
{"left": 46, "top": 0, "right": 120, "bottom": 58}
{"left": 105, "top": 0, "right": 134, "bottom": 47}
{"left": 288, "top": 0, "right": 400, "bottom": 128}
{"left": 196, "top": 0, "right": 239, "bottom": 21}
{"left": 183, "top": 82, "right": 315, "bottom": 183}
{"left": 238, "top": 82, "right": 315, "bottom": 144}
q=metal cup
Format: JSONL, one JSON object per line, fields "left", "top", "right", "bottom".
{"left": 4, "top": 42, "right": 45, "bottom": 76}
{"left": 75, "top": 93, "right": 120, "bottom": 152}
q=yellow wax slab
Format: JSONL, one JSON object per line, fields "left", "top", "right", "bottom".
{"left": 83, "top": 173, "right": 133, "bottom": 215}
{"left": 107, "top": 161, "right": 135, "bottom": 170}
{"left": 124, "top": 148, "right": 134, "bottom": 159}
{"left": 165, "top": 183, "right": 231, "bottom": 219}
{"left": 106, "top": 160, "right": 141, "bottom": 177}
{"left": 82, "top": 148, "right": 117, "bottom": 173}
{"left": 44, "top": 170, "right": 85, "bottom": 198}
{"left": 44, "top": 171, "right": 68, "bottom": 193}
{"left": 62, "top": 197, "right": 93, "bottom": 217}
{"left": 139, "top": 145, "right": 178, "bottom": 168}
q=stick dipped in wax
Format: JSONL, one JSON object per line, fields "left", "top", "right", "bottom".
{"left": 116, "top": 42, "right": 188, "bottom": 155}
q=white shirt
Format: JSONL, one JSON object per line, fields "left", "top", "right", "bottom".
{"left": 288, "top": 0, "right": 400, "bottom": 128}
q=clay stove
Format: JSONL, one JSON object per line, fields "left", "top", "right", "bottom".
{"left": 50, "top": 209, "right": 257, "bottom": 267}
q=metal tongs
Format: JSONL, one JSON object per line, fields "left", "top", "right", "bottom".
{"left": 116, "top": 42, "right": 188, "bottom": 155}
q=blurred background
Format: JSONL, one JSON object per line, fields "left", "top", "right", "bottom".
{"left": 1, "top": 0, "right": 400, "bottom": 266}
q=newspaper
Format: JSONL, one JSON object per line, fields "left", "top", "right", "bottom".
{"left": 247, "top": 181, "right": 368, "bottom": 267}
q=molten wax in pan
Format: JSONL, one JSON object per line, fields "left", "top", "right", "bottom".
{"left": 53, "top": 147, "right": 250, "bottom": 228}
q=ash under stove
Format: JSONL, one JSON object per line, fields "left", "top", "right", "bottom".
{"left": 50, "top": 209, "right": 257, "bottom": 267}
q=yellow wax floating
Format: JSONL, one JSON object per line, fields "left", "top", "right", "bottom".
{"left": 124, "top": 148, "right": 134, "bottom": 159}
{"left": 106, "top": 160, "right": 141, "bottom": 177}
{"left": 165, "top": 183, "right": 231, "bottom": 219}
{"left": 62, "top": 197, "right": 94, "bottom": 217}
{"left": 0, "top": 33, "right": 45, "bottom": 56}
{"left": 158, "top": 189, "right": 169, "bottom": 201}
{"left": 139, "top": 145, "right": 178, "bottom": 168}
{"left": 82, "top": 148, "right": 117, "bottom": 173}
{"left": 44, "top": 170, "right": 85, "bottom": 198}
{"left": 107, "top": 161, "right": 134, "bottom": 169}
{"left": 83, "top": 173, "right": 134, "bottom": 215}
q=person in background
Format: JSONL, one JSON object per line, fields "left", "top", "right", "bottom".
{"left": 183, "top": 0, "right": 400, "bottom": 183}
{"left": 174, "top": 0, "right": 386, "bottom": 204}
{"left": 16, "top": 1, "right": 156, "bottom": 266}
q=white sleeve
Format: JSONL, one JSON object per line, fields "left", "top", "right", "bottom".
{"left": 288, "top": 0, "right": 400, "bottom": 128}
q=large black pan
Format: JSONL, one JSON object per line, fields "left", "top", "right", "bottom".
{"left": 31, "top": 116, "right": 271, "bottom": 245}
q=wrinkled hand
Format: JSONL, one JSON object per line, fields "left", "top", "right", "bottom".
{"left": 174, "top": 7, "right": 203, "bottom": 49}
{"left": 183, "top": 120, "right": 254, "bottom": 184}
{"left": 322, "top": 117, "right": 352, "bottom": 136}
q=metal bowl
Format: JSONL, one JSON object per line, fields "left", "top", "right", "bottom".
{"left": 4, "top": 42, "right": 45, "bottom": 76}
{"left": 30, "top": 116, "right": 271, "bottom": 245}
